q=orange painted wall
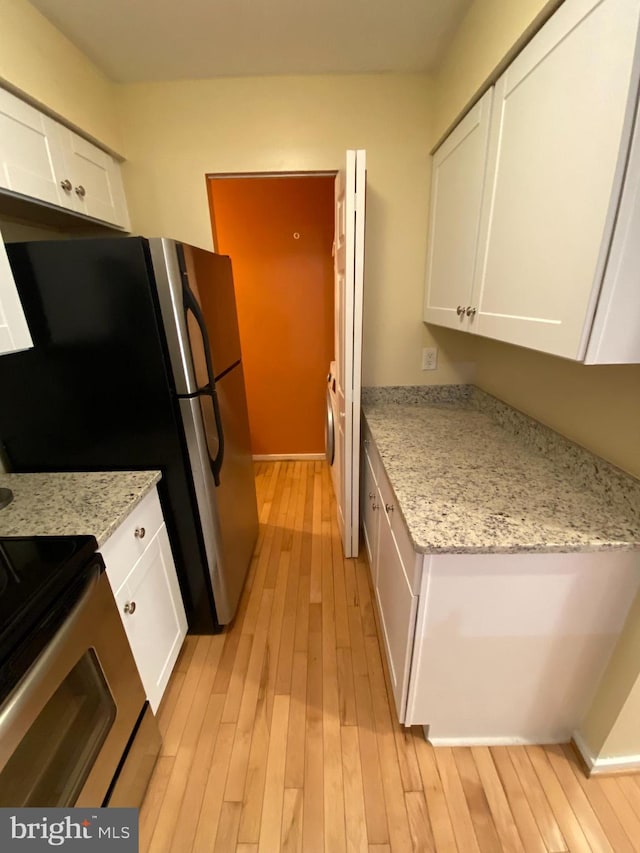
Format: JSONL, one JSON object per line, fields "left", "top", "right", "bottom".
{"left": 207, "top": 175, "right": 335, "bottom": 455}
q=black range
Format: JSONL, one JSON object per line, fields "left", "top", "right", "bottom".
{"left": 0, "top": 535, "right": 103, "bottom": 704}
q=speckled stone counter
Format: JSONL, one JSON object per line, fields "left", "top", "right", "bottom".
{"left": 362, "top": 386, "right": 640, "bottom": 555}
{"left": 0, "top": 470, "right": 161, "bottom": 545}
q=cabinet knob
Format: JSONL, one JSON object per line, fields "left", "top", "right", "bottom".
{"left": 372, "top": 502, "right": 380, "bottom": 510}
{"left": 466, "top": 306, "right": 477, "bottom": 317}
{"left": 456, "top": 305, "right": 466, "bottom": 316}
{"left": 75, "top": 184, "right": 86, "bottom": 198}
{"left": 124, "top": 601, "right": 137, "bottom": 615}
{"left": 369, "top": 491, "right": 376, "bottom": 500}
{"left": 60, "top": 178, "right": 72, "bottom": 192}
{"left": 135, "top": 526, "right": 146, "bottom": 539}
{"left": 385, "top": 503, "right": 394, "bottom": 513}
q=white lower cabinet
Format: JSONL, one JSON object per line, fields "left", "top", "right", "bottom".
{"left": 361, "top": 440, "right": 379, "bottom": 576}
{"left": 362, "top": 427, "right": 419, "bottom": 721}
{"left": 361, "top": 426, "right": 640, "bottom": 743}
{"left": 375, "top": 503, "right": 418, "bottom": 720}
{"left": 405, "top": 551, "right": 640, "bottom": 744}
{"left": 100, "top": 488, "right": 187, "bottom": 713}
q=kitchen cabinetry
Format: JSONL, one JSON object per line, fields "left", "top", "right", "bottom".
{"left": 100, "top": 488, "right": 187, "bottom": 713}
{"left": 405, "top": 550, "right": 640, "bottom": 743}
{"left": 362, "top": 428, "right": 420, "bottom": 720}
{"left": 361, "top": 417, "right": 640, "bottom": 743}
{"left": 0, "top": 228, "right": 32, "bottom": 355}
{"left": 361, "top": 440, "right": 379, "bottom": 573}
{"left": 424, "top": 89, "right": 493, "bottom": 332}
{"left": 0, "top": 87, "right": 130, "bottom": 230}
{"left": 424, "top": 0, "right": 640, "bottom": 362}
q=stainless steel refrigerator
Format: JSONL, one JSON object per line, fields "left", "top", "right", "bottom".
{"left": 0, "top": 236, "right": 258, "bottom": 630}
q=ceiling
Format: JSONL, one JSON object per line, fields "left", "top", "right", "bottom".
{"left": 29, "top": 0, "right": 473, "bottom": 83}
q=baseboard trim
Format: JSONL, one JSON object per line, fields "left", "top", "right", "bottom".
{"left": 571, "top": 731, "right": 640, "bottom": 776}
{"left": 252, "top": 453, "right": 325, "bottom": 461}
{"left": 426, "top": 735, "right": 567, "bottom": 747}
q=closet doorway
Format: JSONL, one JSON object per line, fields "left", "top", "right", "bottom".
{"left": 207, "top": 174, "right": 335, "bottom": 459}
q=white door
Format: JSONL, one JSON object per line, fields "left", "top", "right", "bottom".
{"left": 334, "top": 149, "right": 366, "bottom": 558}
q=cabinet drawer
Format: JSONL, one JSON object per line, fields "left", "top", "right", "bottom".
{"left": 100, "top": 488, "right": 164, "bottom": 590}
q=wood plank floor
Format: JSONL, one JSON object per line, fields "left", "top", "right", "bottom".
{"left": 140, "top": 460, "right": 640, "bottom": 852}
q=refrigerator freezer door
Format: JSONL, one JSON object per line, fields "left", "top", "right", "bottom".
{"left": 148, "top": 238, "right": 199, "bottom": 396}
{"left": 178, "top": 364, "right": 258, "bottom": 623}
{"left": 183, "top": 247, "right": 243, "bottom": 379}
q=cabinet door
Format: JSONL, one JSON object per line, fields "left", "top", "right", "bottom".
{"left": 58, "top": 127, "right": 130, "bottom": 229}
{"left": 473, "top": 0, "right": 640, "bottom": 359}
{"left": 424, "top": 89, "right": 493, "bottom": 331}
{"left": 375, "top": 508, "right": 418, "bottom": 722}
{"left": 0, "top": 230, "right": 32, "bottom": 355}
{"left": 361, "top": 443, "right": 380, "bottom": 577}
{"left": 0, "top": 88, "right": 73, "bottom": 210}
{"left": 113, "top": 525, "right": 187, "bottom": 713}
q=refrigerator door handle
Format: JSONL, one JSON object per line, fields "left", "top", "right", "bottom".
{"left": 196, "top": 386, "right": 225, "bottom": 487}
{"left": 181, "top": 276, "right": 225, "bottom": 486}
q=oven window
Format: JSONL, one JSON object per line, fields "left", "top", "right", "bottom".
{"left": 0, "top": 649, "right": 116, "bottom": 807}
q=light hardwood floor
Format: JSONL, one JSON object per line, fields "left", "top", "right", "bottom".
{"left": 140, "top": 460, "right": 640, "bottom": 852}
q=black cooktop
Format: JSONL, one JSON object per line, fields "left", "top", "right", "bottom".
{"left": 0, "top": 535, "right": 101, "bottom": 701}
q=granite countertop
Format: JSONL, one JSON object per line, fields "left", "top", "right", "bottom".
{"left": 363, "top": 386, "right": 640, "bottom": 555}
{"left": 0, "top": 470, "right": 161, "bottom": 545}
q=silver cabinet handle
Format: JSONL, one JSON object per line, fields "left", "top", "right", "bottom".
{"left": 124, "top": 601, "right": 137, "bottom": 615}
{"left": 385, "top": 503, "right": 394, "bottom": 513}
{"left": 135, "top": 526, "right": 146, "bottom": 539}
{"left": 369, "top": 492, "right": 376, "bottom": 500}
{"left": 456, "top": 305, "right": 466, "bottom": 316}
{"left": 60, "top": 178, "right": 72, "bottom": 192}
{"left": 75, "top": 185, "right": 86, "bottom": 198}
{"left": 466, "top": 307, "right": 477, "bottom": 317}
{"left": 372, "top": 502, "right": 379, "bottom": 510}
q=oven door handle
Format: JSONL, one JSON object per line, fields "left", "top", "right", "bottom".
{"left": 0, "top": 563, "right": 101, "bottom": 771}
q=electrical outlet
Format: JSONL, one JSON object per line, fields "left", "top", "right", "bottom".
{"left": 421, "top": 347, "right": 438, "bottom": 371}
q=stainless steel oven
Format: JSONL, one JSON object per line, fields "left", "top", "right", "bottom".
{"left": 0, "top": 539, "right": 160, "bottom": 808}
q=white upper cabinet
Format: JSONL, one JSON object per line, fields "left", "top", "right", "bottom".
{"left": 56, "top": 126, "right": 130, "bottom": 229}
{"left": 424, "top": 89, "right": 493, "bottom": 331}
{"left": 0, "top": 89, "right": 70, "bottom": 210}
{"left": 0, "top": 87, "right": 130, "bottom": 230}
{"left": 0, "top": 229, "right": 32, "bottom": 355}
{"left": 475, "top": 0, "right": 640, "bottom": 359}
{"left": 425, "top": 0, "right": 640, "bottom": 363}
